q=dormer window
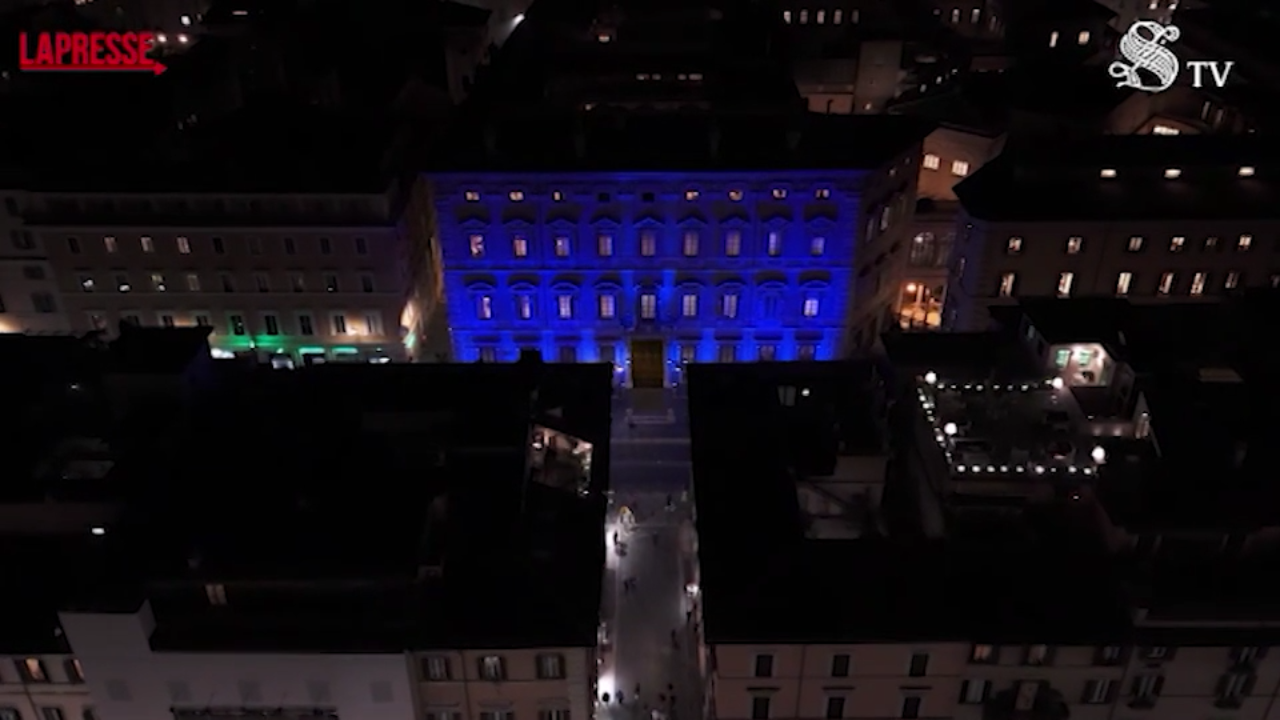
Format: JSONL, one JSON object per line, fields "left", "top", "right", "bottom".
{"left": 464, "top": 191, "right": 481, "bottom": 202}
{"left": 508, "top": 191, "right": 524, "bottom": 202}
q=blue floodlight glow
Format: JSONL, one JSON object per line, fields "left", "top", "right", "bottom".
{"left": 429, "top": 171, "right": 862, "bottom": 386}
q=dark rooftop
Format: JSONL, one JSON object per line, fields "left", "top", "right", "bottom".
{"left": 956, "top": 134, "right": 1280, "bottom": 221}
{"left": 425, "top": 111, "right": 933, "bottom": 172}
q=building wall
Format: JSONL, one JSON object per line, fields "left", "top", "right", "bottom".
{"left": 0, "top": 192, "right": 72, "bottom": 335}
{"left": 429, "top": 172, "right": 876, "bottom": 384}
{"left": 917, "top": 129, "right": 1002, "bottom": 204}
{"left": 23, "top": 185, "right": 438, "bottom": 364}
{"left": 414, "top": 648, "right": 595, "bottom": 720}
{"left": 0, "top": 653, "right": 94, "bottom": 720}
{"left": 945, "top": 216, "right": 1280, "bottom": 330}
{"left": 58, "top": 607, "right": 418, "bottom": 720}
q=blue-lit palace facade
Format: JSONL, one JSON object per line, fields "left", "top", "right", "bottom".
{"left": 430, "top": 171, "right": 864, "bottom": 387}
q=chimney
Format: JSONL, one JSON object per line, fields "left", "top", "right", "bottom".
{"left": 483, "top": 124, "right": 497, "bottom": 157}
{"left": 786, "top": 130, "right": 802, "bottom": 151}
{"left": 708, "top": 123, "right": 720, "bottom": 158}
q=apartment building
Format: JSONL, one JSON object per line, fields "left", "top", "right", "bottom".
{"left": 14, "top": 359, "right": 613, "bottom": 720}
{"left": 426, "top": 112, "right": 930, "bottom": 382}
{"left": 688, "top": 310, "right": 1280, "bottom": 720}
{"left": 947, "top": 135, "right": 1280, "bottom": 331}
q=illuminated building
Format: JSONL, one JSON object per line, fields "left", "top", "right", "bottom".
{"left": 427, "top": 112, "right": 930, "bottom": 385}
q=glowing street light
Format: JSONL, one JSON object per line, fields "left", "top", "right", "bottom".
{"left": 924, "top": 371, "right": 938, "bottom": 385}
{"left": 943, "top": 422, "right": 958, "bottom": 436}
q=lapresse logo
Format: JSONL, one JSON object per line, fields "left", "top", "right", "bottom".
{"left": 1108, "top": 20, "right": 1235, "bottom": 93}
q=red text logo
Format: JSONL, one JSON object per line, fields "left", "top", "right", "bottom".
{"left": 18, "top": 31, "right": 166, "bottom": 75}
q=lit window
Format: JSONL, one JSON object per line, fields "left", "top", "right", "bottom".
{"left": 151, "top": 273, "right": 167, "bottom": 292}
{"left": 972, "top": 8, "right": 981, "bottom": 22}
{"left": 951, "top": 8, "right": 960, "bottom": 22}
{"left": 1127, "top": 236, "right": 1144, "bottom": 252}
{"left": 180, "top": 14, "right": 191, "bottom": 25}
{"left": 816, "top": 9, "right": 825, "bottom": 23}
{"left": 1239, "top": 166, "right": 1256, "bottom": 177}
{"left": 1116, "top": 272, "right": 1132, "bottom": 295}
{"left": 469, "top": 234, "right": 485, "bottom": 257}
{"left": 724, "top": 231, "right": 741, "bottom": 257}
{"left": 23, "top": 659, "right": 48, "bottom": 682}
{"left": 721, "top": 293, "right": 739, "bottom": 318}
{"left": 1164, "top": 168, "right": 1182, "bottom": 179}
{"left": 772, "top": 188, "right": 788, "bottom": 199}
{"left": 810, "top": 237, "right": 825, "bottom": 256}
{"left": 509, "top": 191, "right": 525, "bottom": 202}
{"left": 998, "top": 273, "right": 1016, "bottom": 297}
{"left": 1225, "top": 271, "right": 1240, "bottom": 289}
{"left": 140, "top": 236, "right": 155, "bottom": 253}
{"left": 1190, "top": 272, "right": 1206, "bottom": 296}
{"left": 681, "top": 294, "right": 698, "bottom": 317}
{"left": 923, "top": 154, "right": 940, "bottom": 170}
{"left": 554, "top": 236, "right": 571, "bottom": 257}
{"left": 683, "top": 231, "right": 699, "bottom": 257}
{"left": 186, "top": 273, "right": 200, "bottom": 291}
{"left": 477, "top": 295, "right": 493, "bottom": 319}
{"left": 832, "top": 9, "right": 842, "bottom": 22}
{"left": 1049, "top": 30, "right": 1059, "bottom": 47}
{"left": 1205, "top": 236, "right": 1219, "bottom": 250}
{"left": 640, "top": 293, "right": 657, "bottom": 319}
{"left": 1057, "top": 272, "right": 1074, "bottom": 297}
{"left": 1238, "top": 234, "right": 1252, "bottom": 251}
{"left": 79, "top": 275, "right": 94, "bottom": 292}
{"left": 557, "top": 295, "right": 573, "bottom": 319}
{"left": 799, "top": 9, "right": 808, "bottom": 23}
{"left": 684, "top": 190, "right": 699, "bottom": 201}
{"left": 1006, "top": 236, "right": 1022, "bottom": 254}
{"left": 815, "top": 188, "right": 831, "bottom": 199}
{"left": 1066, "top": 236, "right": 1083, "bottom": 254}
{"left": 951, "top": 160, "right": 970, "bottom": 176}
{"left": 1100, "top": 168, "right": 1117, "bottom": 178}
{"left": 597, "top": 234, "right": 613, "bottom": 257}
{"left": 1157, "top": 272, "right": 1175, "bottom": 295}
{"left": 640, "top": 231, "right": 657, "bottom": 257}
{"left": 513, "top": 236, "right": 528, "bottom": 257}
{"left": 767, "top": 231, "right": 782, "bottom": 256}
{"left": 1152, "top": 124, "right": 1180, "bottom": 135}
{"left": 1169, "top": 236, "right": 1185, "bottom": 252}
{"left": 177, "top": 236, "right": 191, "bottom": 254}
{"left": 728, "top": 189, "right": 743, "bottom": 201}
{"left": 464, "top": 191, "right": 480, "bottom": 202}
{"left": 599, "top": 294, "right": 616, "bottom": 319}
{"left": 552, "top": 190, "right": 564, "bottom": 201}
{"left": 1077, "top": 30, "right": 1090, "bottom": 44}
{"left": 802, "top": 297, "right": 820, "bottom": 317}
{"left": 782, "top": 10, "right": 791, "bottom": 22}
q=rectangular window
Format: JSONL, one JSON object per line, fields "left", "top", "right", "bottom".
{"left": 557, "top": 345, "right": 577, "bottom": 362}
{"left": 597, "top": 234, "right": 613, "bottom": 257}
{"left": 1066, "top": 236, "right": 1082, "bottom": 254}
{"left": 1083, "top": 680, "right": 1112, "bottom": 704}
{"left": 803, "top": 297, "right": 820, "bottom": 317}
{"left": 798, "top": 344, "right": 816, "bottom": 361}
{"left": 683, "top": 231, "right": 699, "bottom": 256}
{"left": 479, "top": 347, "right": 497, "bottom": 363}
{"left": 599, "top": 294, "right": 616, "bottom": 319}
{"left": 185, "top": 273, "right": 200, "bottom": 291}
{"left": 151, "top": 273, "right": 168, "bottom": 292}
{"left": 1116, "top": 272, "right": 1132, "bottom": 295}
{"left": 1190, "top": 272, "right": 1206, "bottom": 296}
{"left": 140, "top": 236, "right": 154, "bottom": 253}
{"left": 680, "top": 344, "right": 696, "bottom": 364}
{"left": 722, "top": 293, "right": 739, "bottom": 319}
{"left": 469, "top": 234, "right": 485, "bottom": 258}
{"left": 754, "top": 655, "right": 774, "bottom": 678}
{"left": 831, "top": 654, "right": 850, "bottom": 677}
{"left": 810, "top": 237, "right": 825, "bottom": 256}
{"left": 40, "top": 708, "right": 63, "bottom": 720}
{"left": 513, "top": 236, "right": 528, "bottom": 257}
{"left": 361, "top": 275, "right": 375, "bottom": 293}
{"left": 537, "top": 711, "right": 570, "bottom": 720}
{"left": 212, "top": 237, "right": 225, "bottom": 254}
{"left": 554, "top": 236, "right": 571, "bottom": 257}
{"left": 1225, "top": 271, "right": 1240, "bottom": 289}
{"left": 825, "top": 697, "right": 845, "bottom": 720}
{"left": 718, "top": 344, "right": 736, "bottom": 362}
{"left": 923, "top": 154, "right": 940, "bottom": 170}
{"left": 195, "top": 314, "right": 211, "bottom": 328}
{"left": 640, "top": 231, "right": 657, "bottom": 257}
{"left": 557, "top": 295, "right": 574, "bottom": 319}
{"left": 750, "top": 697, "right": 770, "bottom": 720}
{"left": 1169, "top": 236, "right": 1185, "bottom": 252}
{"left": 255, "top": 273, "right": 269, "bottom": 292}
{"left": 355, "top": 237, "right": 368, "bottom": 255}
{"left": 290, "top": 273, "right": 305, "bottom": 292}
{"left": 536, "top": 653, "right": 565, "bottom": 679}
{"left": 177, "top": 236, "right": 191, "bottom": 254}
{"left": 319, "top": 237, "right": 331, "bottom": 254}
{"left": 1157, "top": 272, "right": 1174, "bottom": 295}
{"left": 229, "top": 314, "right": 247, "bottom": 336}
{"left": 639, "top": 293, "right": 657, "bottom": 320}
{"left": 117, "top": 273, "right": 132, "bottom": 292}
{"left": 262, "top": 314, "right": 280, "bottom": 336}
{"left": 908, "top": 653, "right": 929, "bottom": 677}
{"left": 477, "top": 296, "right": 493, "bottom": 320}
{"left": 79, "top": 275, "right": 95, "bottom": 292}
{"left": 298, "top": 314, "right": 314, "bottom": 336}
{"left": 332, "top": 314, "right": 348, "bottom": 335}
{"left": 1238, "top": 234, "right": 1253, "bottom": 251}
{"left": 31, "top": 293, "right": 57, "bottom": 313}
{"left": 517, "top": 295, "right": 533, "bottom": 320}
{"left": 1128, "top": 236, "right": 1145, "bottom": 252}
{"left": 248, "top": 237, "right": 262, "bottom": 255}
{"left": 68, "top": 237, "right": 81, "bottom": 254}
{"left": 681, "top": 294, "right": 698, "bottom": 317}
{"left": 970, "top": 644, "right": 996, "bottom": 663}
{"left": 767, "top": 231, "right": 782, "bottom": 256}
{"left": 284, "top": 237, "right": 296, "bottom": 255}
{"left": 724, "top": 231, "right": 741, "bottom": 257}
{"left": 1024, "top": 645, "right": 1050, "bottom": 665}
{"left": 960, "top": 680, "right": 990, "bottom": 704}
{"left": 159, "top": 314, "right": 175, "bottom": 328}
{"left": 422, "top": 656, "right": 450, "bottom": 681}
{"left": 951, "top": 160, "right": 970, "bottom": 176}
{"left": 324, "top": 274, "right": 339, "bottom": 292}
{"left": 758, "top": 345, "right": 777, "bottom": 361}
{"left": 998, "top": 273, "right": 1016, "bottom": 297}
{"left": 1057, "top": 272, "right": 1074, "bottom": 297}
{"left": 479, "top": 656, "right": 505, "bottom": 681}
{"left": 1006, "top": 237, "right": 1022, "bottom": 254}
{"left": 900, "top": 697, "right": 921, "bottom": 719}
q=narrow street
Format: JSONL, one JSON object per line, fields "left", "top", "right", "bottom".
{"left": 598, "top": 389, "right": 701, "bottom": 720}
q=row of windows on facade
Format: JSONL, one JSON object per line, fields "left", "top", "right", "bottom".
{"left": 1004, "top": 233, "right": 1263, "bottom": 256}
{"left": 0, "top": 707, "right": 96, "bottom": 720}
{"left": 921, "top": 155, "right": 970, "bottom": 177}
{"left": 4, "top": 657, "right": 85, "bottom": 685}
{"left": 35, "top": 196, "right": 371, "bottom": 217}
{"left": 0, "top": 291, "right": 58, "bottom": 314}
{"left": 466, "top": 231, "right": 826, "bottom": 260}
{"left": 782, "top": 7, "right": 859, "bottom": 24}
{"left": 420, "top": 654, "right": 565, "bottom": 682}
{"left": 1047, "top": 29, "right": 1093, "bottom": 47}
{"left": 84, "top": 311, "right": 385, "bottom": 338}
{"left": 463, "top": 188, "right": 833, "bottom": 204}
{"left": 633, "top": 72, "right": 704, "bottom": 82}
{"left": 426, "top": 711, "right": 568, "bottom": 720}
{"left": 473, "top": 291, "right": 824, "bottom": 321}
{"left": 996, "top": 268, "right": 1276, "bottom": 298}
{"left": 473, "top": 341, "right": 818, "bottom": 364}
{"left": 1097, "top": 165, "right": 1255, "bottom": 179}
{"left": 42, "top": 235, "right": 370, "bottom": 257}
{"left": 938, "top": 6, "right": 1000, "bottom": 29}
{"left": 68, "top": 269, "right": 379, "bottom": 295}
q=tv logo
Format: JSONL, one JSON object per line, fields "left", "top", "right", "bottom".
{"left": 1108, "top": 20, "right": 1234, "bottom": 93}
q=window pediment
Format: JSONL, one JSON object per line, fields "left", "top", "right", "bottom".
{"left": 459, "top": 218, "right": 488, "bottom": 231}
{"left": 504, "top": 218, "right": 533, "bottom": 229}
{"left": 590, "top": 212, "right": 621, "bottom": 225}
{"left": 634, "top": 212, "right": 664, "bottom": 226}
{"left": 719, "top": 212, "right": 749, "bottom": 225}
{"left": 716, "top": 279, "right": 746, "bottom": 291}
{"left": 807, "top": 208, "right": 838, "bottom": 223}
{"left": 466, "top": 281, "right": 495, "bottom": 292}
{"left": 761, "top": 213, "right": 792, "bottom": 226}
{"left": 808, "top": 216, "right": 836, "bottom": 230}
{"left": 593, "top": 218, "right": 621, "bottom": 230}
{"left": 547, "top": 218, "right": 577, "bottom": 230}
{"left": 801, "top": 279, "right": 831, "bottom": 291}
{"left": 758, "top": 280, "right": 787, "bottom": 292}
{"left": 676, "top": 280, "right": 706, "bottom": 291}
{"left": 551, "top": 280, "right": 581, "bottom": 292}
{"left": 594, "top": 281, "right": 622, "bottom": 292}
{"left": 509, "top": 282, "right": 537, "bottom": 292}
{"left": 677, "top": 212, "right": 708, "bottom": 227}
